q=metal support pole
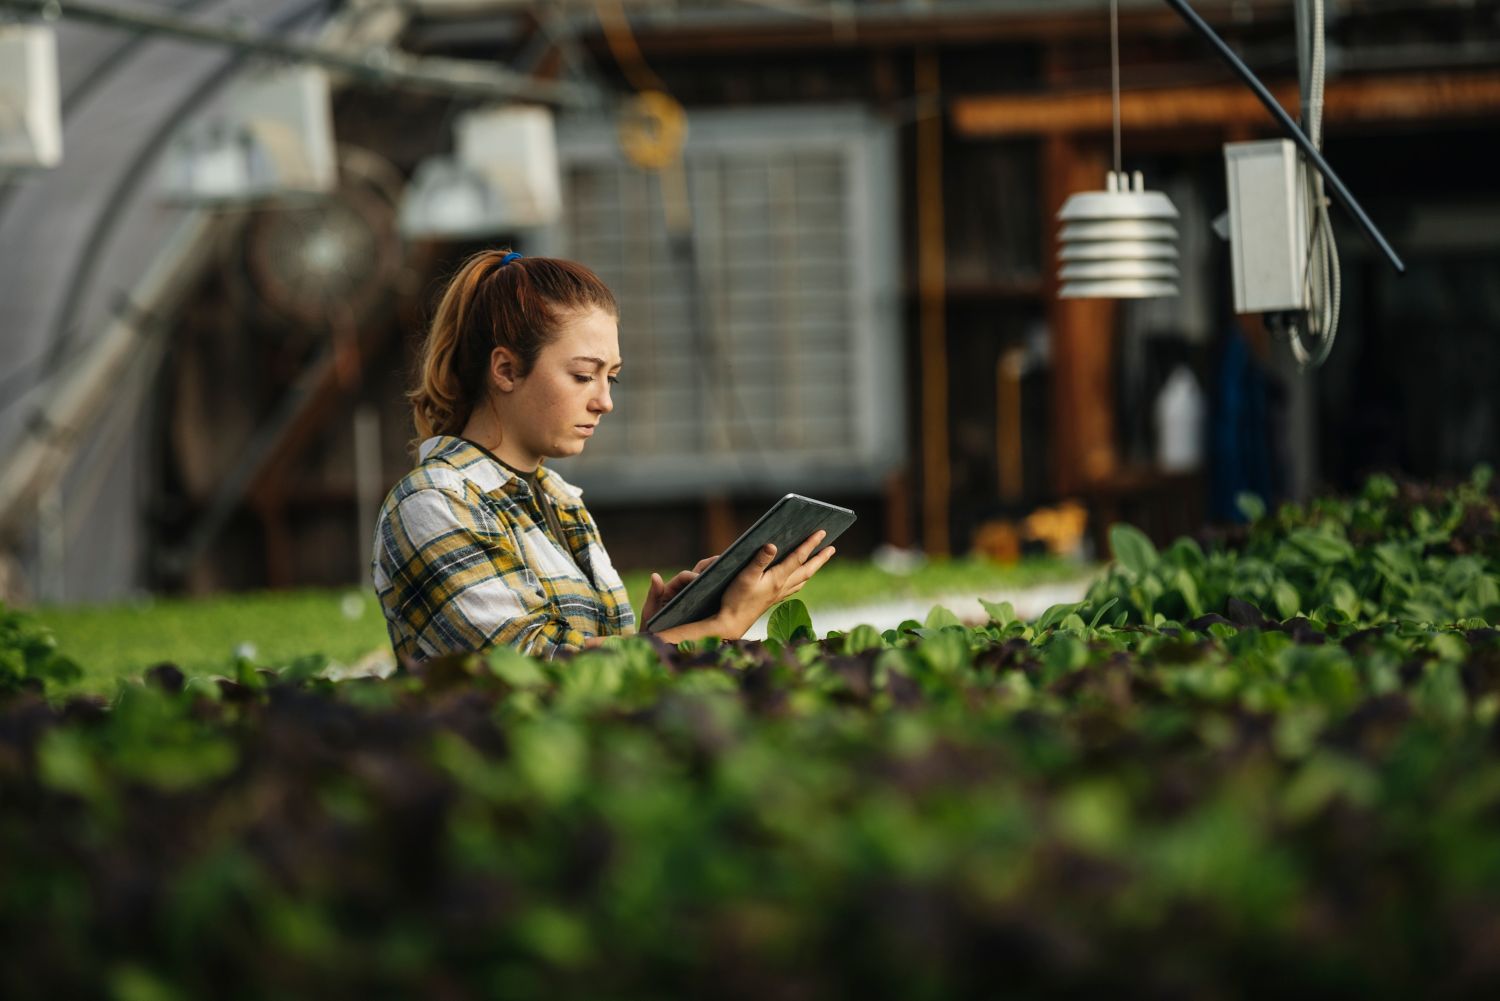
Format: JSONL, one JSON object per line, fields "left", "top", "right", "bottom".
{"left": 354, "top": 404, "right": 382, "bottom": 587}
{"left": 0, "top": 0, "right": 598, "bottom": 106}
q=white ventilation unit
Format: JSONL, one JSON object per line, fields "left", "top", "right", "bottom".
{"left": 400, "top": 104, "right": 560, "bottom": 238}
{"left": 543, "top": 106, "right": 904, "bottom": 502}
{"left": 0, "top": 25, "right": 63, "bottom": 169}
{"left": 399, "top": 158, "right": 504, "bottom": 238}
{"left": 161, "top": 65, "right": 337, "bottom": 203}
{"left": 458, "top": 105, "right": 561, "bottom": 225}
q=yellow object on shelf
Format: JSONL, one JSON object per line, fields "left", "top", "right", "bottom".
{"left": 971, "top": 500, "right": 1088, "bottom": 564}
{"left": 1025, "top": 500, "right": 1089, "bottom": 557}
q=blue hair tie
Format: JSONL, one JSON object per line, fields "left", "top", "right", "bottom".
{"left": 500, "top": 252, "right": 524, "bottom": 266}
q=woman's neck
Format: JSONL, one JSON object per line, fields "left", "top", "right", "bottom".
{"left": 458, "top": 410, "right": 541, "bottom": 473}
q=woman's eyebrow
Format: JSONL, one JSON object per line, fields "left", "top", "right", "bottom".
{"left": 570, "top": 355, "right": 623, "bottom": 370}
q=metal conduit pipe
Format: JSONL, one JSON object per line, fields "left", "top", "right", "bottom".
{"left": 0, "top": 0, "right": 597, "bottom": 106}
{"left": 0, "top": 214, "right": 216, "bottom": 540}
{"left": 32, "top": 0, "right": 332, "bottom": 405}
{"left": 0, "top": 0, "right": 409, "bottom": 547}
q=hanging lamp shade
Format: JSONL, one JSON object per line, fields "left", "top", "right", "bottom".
{"left": 1056, "top": 170, "right": 1180, "bottom": 299}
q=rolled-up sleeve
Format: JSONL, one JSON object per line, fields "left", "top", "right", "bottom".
{"left": 377, "top": 487, "right": 590, "bottom": 659}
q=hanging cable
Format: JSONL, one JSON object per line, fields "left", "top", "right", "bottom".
{"left": 1110, "top": 0, "right": 1122, "bottom": 175}
{"left": 595, "top": 0, "right": 669, "bottom": 95}
{"left": 1286, "top": 0, "right": 1342, "bottom": 369}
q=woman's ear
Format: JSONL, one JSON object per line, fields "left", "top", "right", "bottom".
{"left": 488, "top": 346, "right": 520, "bottom": 393}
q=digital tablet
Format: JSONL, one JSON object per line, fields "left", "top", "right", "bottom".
{"left": 643, "top": 493, "right": 857, "bottom": 634}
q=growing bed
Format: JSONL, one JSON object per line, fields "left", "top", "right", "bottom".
{"left": 2, "top": 470, "right": 1498, "bottom": 998}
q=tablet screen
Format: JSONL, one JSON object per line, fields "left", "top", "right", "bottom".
{"left": 643, "top": 493, "right": 856, "bottom": 634}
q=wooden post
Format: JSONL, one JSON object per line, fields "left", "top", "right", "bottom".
{"left": 996, "top": 347, "right": 1025, "bottom": 502}
{"left": 704, "top": 494, "right": 737, "bottom": 557}
{"left": 884, "top": 467, "right": 913, "bottom": 549}
{"left": 1042, "top": 134, "right": 1119, "bottom": 496}
{"left": 254, "top": 492, "right": 295, "bottom": 589}
{"left": 915, "top": 47, "right": 950, "bottom": 556}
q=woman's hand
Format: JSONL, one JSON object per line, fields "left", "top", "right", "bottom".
{"left": 711, "top": 530, "right": 835, "bottom": 638}
{"left": 639, "top": 555, "right": 717, "bottom": 626}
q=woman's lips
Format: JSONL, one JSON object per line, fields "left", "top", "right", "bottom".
{"left": 575, "top": 424, "right": 596, "bottom": 437}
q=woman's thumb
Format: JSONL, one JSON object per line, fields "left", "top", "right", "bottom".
{"left": 756, "top": 544, "right": 777, "bottom": 567}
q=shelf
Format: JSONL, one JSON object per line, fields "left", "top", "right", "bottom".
{"left": 903, "top": 276, "right": 1046, "bottom": 302}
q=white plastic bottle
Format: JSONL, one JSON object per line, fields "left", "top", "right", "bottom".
{"left": 1154, "top": 365, "right": 1205, "bottom": 472}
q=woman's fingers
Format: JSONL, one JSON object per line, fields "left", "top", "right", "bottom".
{"left": 782, "top": 545, "right": 836, "bottom": 590}
{"left": 693, "top": 556, "right": 718, "bottom": 573}
{"left": 770, "top": 531, "right": 830, "bottom": 585}
{"left": 794, "top": 530, "right": 828, "bottom": 562}
{"left": 663, "top": 569, "right": 698, "bottom": 597}
{"left": 650, "top": 568, "right": 700, "bottom": 608}
{"left": 804, "top": 545, "right": 836, "bottom": 575}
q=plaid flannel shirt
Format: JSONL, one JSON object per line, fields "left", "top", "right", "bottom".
{"left": 371, "top": 435, "right": 636, "bottom": 661}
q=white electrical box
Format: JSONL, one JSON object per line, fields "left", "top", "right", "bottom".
{"left": 455, "top": 105, "right": 561, "bottom": 227}
{"left": 0, "top": 25, "right": 63, "bottom": 169}
{"left": 1224, "top": 139, "right": 1310, "bottom": 314}
{"left": 161, "top": 66, "right": 337, "bottom": 202}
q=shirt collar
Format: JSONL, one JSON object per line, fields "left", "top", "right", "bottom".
{"left": 418, "top": 435, "right": 586, "bottom": 510}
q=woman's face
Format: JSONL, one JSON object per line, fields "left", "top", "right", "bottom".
{"left": 502, "top": 306, "right": 621, "bottom": 465}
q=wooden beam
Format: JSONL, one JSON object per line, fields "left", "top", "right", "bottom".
{"left": 592, "top": 10, "right": 1200, "bottom": 56}
{"left": 246, "top": 323, "right": 366, "bottom": 514}
{"left": 953, "top": 70, "right": 1500, "bottom": 137}
{"left": 242, "top": 241, "right": 439, "bottom": 529}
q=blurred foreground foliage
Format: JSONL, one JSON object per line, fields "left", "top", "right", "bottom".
{"left": 1, "top": 469, "right": 1499, "bottom": 998}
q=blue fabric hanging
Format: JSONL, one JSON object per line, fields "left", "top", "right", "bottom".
{"left": 1209, "top": 326, "right": 1275, "bottom": 522}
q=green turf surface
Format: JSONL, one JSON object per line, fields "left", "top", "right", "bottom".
{"left": 31, "top": 556, "right": 1094, "bottom": 696}
{"left": 32, "top": 589, "right": 392, "bottom": 698}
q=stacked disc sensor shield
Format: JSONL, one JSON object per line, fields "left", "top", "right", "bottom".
{"left": 1057, "top": 170, "right": 1180, "bottom": 299}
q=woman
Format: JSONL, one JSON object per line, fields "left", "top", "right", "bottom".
{"left": 371, "top": 249, "right": 836, "bottom": 661}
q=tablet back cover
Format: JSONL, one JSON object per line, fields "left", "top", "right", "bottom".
{"left": 644, "top": 494, "right": 855, "bottom": 634}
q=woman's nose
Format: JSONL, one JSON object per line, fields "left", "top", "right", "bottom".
{"left": 592, "top": 385, "right": 613, "bottom": 414}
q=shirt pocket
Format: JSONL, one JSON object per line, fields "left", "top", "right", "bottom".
{"left": 480, "top": 496, "right": 551, "bottom": 599}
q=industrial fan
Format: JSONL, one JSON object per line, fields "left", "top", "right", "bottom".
{"left": 238, "top": 144, "right": 405, "bottom": 330}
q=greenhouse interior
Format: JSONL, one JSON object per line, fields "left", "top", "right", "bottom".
{"left": 2, "top": 0, "right": 1500, "bottom": 996}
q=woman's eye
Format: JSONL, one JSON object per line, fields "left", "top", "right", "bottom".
{"left": 608, "top": 376, "right": 620, "bottom": 386}
{"left": 573, "top": 375, "right": 592, "bottom": 384}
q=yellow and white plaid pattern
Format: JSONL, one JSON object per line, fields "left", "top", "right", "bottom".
{"left": 372, "top": 435, "right": 635, "bottom": 661}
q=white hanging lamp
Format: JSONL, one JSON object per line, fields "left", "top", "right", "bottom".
{"left": 1055, "top": 0, "right": 1180, "bottom": 300}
